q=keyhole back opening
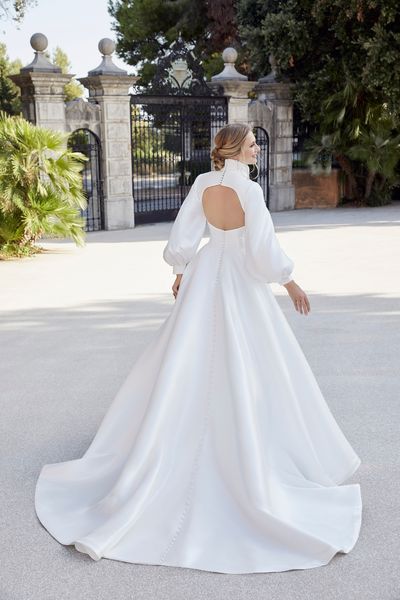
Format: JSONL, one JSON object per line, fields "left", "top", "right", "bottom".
{"left": 201, "top": 185, "right": 245, "bottom": 231}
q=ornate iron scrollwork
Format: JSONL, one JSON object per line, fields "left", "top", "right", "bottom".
{"left": 142, "top": 34, "right": 223, "bottom": 97}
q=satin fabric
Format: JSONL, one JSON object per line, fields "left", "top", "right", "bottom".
{"left": 35, "top": 159, "right": 362, "bottom": 573}
{"left": 163, "top": 159, "right": 294, "bottom": 283}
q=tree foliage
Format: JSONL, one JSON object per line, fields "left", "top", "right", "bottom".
{"left": 236, "top": 0, "right": 400, "bottom": 204}
{"left": 108, "top": 0, "right": 242, "bottom": 85}
{"left": 0, "top": 42, "right": 22, "bottom": 114}
{"left": 0, "top": 0, "right": 36, "bottom": 22}
{"left": 304, "top": 80, "right": 400, "bottom": 204}
{"left": 237, "top": 0, "right": 400, "bottom": 124}
{"left": 0, "top": 112, "right": 88, "bottom": 257}
{"left": 51, "top": 47, "right": 85, "bottom": 102}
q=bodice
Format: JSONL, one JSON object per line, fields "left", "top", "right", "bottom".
{"left": 163, "top": 159, "right": 295, "bottom": 285}
{"left": 207, "top": 222, "right": 245, "bottom": 248}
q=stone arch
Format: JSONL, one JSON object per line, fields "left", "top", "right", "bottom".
{"left": 253, "top": 126, "right": 270, "bottom": 208}
{"left": 68, "top": 128, "right": 104, "bottom": 232}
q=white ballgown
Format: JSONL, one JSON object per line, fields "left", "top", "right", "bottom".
{"left": 34, "top": 158, "right": 362, "bottom": 574}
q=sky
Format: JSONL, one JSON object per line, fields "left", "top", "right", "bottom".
{"left": 0, "top": 0, "right": 134, "bottom": 77}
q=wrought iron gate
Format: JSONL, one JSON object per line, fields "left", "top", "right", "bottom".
{"left": 130, "top": 95, "right": 228, "bottom": 223}
{"left": 129, "top": 36, "right": 271, "bottom": 222}
{"left": 253, "top": 126, "right": 270, "bottom": 208}
{"left": 68, "top": 129, "right": 104, "bottom": 232}
{"left": 130, "top": 34, "right": 229, "bottom": 223}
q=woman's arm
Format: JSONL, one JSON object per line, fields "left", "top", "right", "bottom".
{"left": 163, "top": 176, "right": 206, "bottom": 275}
{"left": 244, "top": 181, "right": 310, "bottom": 315}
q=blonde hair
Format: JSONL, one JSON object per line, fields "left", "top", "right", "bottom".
{"left": 210, "top": 123, "right": 252, "bottom": 170}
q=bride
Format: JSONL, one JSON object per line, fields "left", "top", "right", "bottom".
{"left": 35, "top": 123, "right": 362, "bottom": 574}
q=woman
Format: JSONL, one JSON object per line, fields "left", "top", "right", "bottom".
{"left": 35, "top": 123, "right": 362, "bottom": 574}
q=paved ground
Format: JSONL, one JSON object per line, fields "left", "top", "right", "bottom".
{"left": 1, "top": 204, "right": 399, "bottom": 600}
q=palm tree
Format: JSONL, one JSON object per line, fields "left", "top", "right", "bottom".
{"left": 0, "top": 111, "right": 88, "bottom": 256}
{"left": 347, "top": 118, "right": 400, "bottom": 205}
{"left": 303, "top": 80, "right": 400, "bottom": 205}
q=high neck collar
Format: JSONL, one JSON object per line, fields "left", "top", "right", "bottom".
{"left": 223, "top": 158, "right": 250, "bottom": 179}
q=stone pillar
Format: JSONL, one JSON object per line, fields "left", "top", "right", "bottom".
{"left": 208, "top": 48, "right": 256, "bottom": 125}
{"left": 9, "top": 33, "right": 72, "bottom": 132}
{"left": 79, "top": 39, "right": 137, "bottom": 230}
{"left": 253, "top": 59, "right": 295, "bottom": 211}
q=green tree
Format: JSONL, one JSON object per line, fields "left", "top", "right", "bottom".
{"left": 0, "top": 42, "right": 22, "bottom": 114}
{"left": 108, "top": 0, "right": 242, "bottom": 86}
{"left": 52, "top": 47, "right": 85, "bottom": 101}
{"left": 236, "top": 0, "right": 400, "bottom": 205}
{"left": 237, "top": 0, "right": 400, "bottom": 124}
{"left": 304, "top": 81, "right": 400, "bottom": 205}
{"left": 0, "top": 0, "right": 36, "bottom": 22}
{"left": 0, "top": 112, "right": 88, "bottom": 258}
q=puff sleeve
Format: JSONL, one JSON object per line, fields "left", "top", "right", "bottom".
{"left": 243, "top": 181, "right": 294, "bottom": 285}
{"left": 163, "top": 175, "right": 207, "bottom": 274}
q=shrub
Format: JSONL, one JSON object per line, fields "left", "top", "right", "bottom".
{"left": 0, "top": 112, "right": 88, "bottom": 258}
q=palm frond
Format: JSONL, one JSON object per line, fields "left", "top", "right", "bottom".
{"left": 0, "top": 112, "right": 88, "bottom": 251}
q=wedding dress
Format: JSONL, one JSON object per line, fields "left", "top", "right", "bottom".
{"left": 34, "top": 158, "right": 362, "bottom": 574}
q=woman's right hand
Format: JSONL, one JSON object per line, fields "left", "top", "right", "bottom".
{"left": 172, "top": 274, "right": 183, "bottom": 299}
{"left": 283, "top": 280, "right": 311, "bottom": 315}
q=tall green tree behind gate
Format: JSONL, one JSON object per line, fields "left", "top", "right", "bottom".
{"left": 108, "top": 0, "right": 242, "bottom": 85}
{"left": 236, "top": 0, "right": 400, "bottom": 125}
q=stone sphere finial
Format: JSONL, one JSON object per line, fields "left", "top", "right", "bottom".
{"left": 87, "top": 38, "right": 127, "bottom": 76}
{"left": 20, "top": 33, "right": 60, "bottom": 72}
{"left": 258, "top": 53, "right": 279, "bottom": 83}
{"left": 211, "top": 46, "right": 247, "bottom": 81}
{"left": 30, "top": 33, "right": 48, "bottom": 53}
{"left": 222, "top": 47, "right": 238, "bottom": 64}
{"left": 98, "top": 38, "right": 115, "bottom": 56}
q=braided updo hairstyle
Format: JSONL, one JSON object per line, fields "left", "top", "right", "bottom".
{"left": 210, "top": 123, "right": 252, "bottom": 171}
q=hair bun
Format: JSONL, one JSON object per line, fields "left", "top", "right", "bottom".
{"left": 210, "top": 146, "right": 225, "bottom": 171}
{"left": 211, "top": 123, "right": 252, "bottom": 171}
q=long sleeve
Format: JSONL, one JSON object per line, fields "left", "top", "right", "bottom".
{"left": 243, "top": 181, "right": 294, "bottom": 285}
{"left": 163, "top": 175, "right": 207, "bottom": 274}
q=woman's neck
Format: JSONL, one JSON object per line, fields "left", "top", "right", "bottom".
{"left": 223, "top": 158, "right": 250, "bottom": 179}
